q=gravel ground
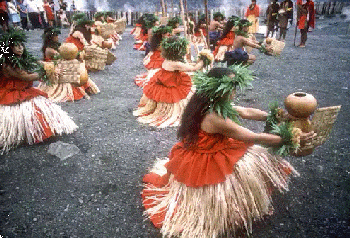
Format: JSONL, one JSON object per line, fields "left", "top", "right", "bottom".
{"left": 0, "top": 17, "right": 349, "bottom": 238}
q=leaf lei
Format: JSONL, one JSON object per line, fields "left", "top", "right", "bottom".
{"left": 269, "top": 121, "right": 300, "bottom": 156}
{"left": 234, "top": 29, "right": 249, "bottom": 38}
{"left": 193, "top": 65, "right": 255, "bottom": 123}
{"left": 34, "top": 63, "right": 51, "bottom": 85}
{"left": 161, "top": 37, "right": 188, "bottom": 62}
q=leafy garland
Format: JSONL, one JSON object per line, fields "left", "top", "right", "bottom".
{"left": 152, "top": 26, "right": 172, "bottom": 35}
{"left": 198, "top": 54, "right": 211, "bottom": 67}
{"left": 269, "top": 121, "right": 300, "bottom": 156}
{"left": 193, "top": 65, "right": 255, "bottom": 124}
{"left": 0, "top": 29, "right": 50, "bottom": 85}
{"left": 234, "top": 29, "right": 249, "bottom": 38}
{"left": 72, "top": 12, "right": 86, "bottom": 21}
{"left": 167, "top": 17, "right": 182, "bottom": 29}
{"left": 143, "top": 14, "right": 159, "bottom": 30}
{"left": 76, "top": 16, "right": 94, "bottom": 26}
{"left": 213, "top": 12, "right": 224, "bottom": 19}
{"left": 161, "top": 36, "right": 188, "bottom": 62}
{"left": 265, "top": 102, "right": 301, "bottom": 156}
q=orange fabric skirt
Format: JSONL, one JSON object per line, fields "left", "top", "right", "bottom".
{"left": 0, "top": 76, "right": 48, "bottom": 105}
{"left": 143, "top": 69, "right": 192, "bottom": 104}
{"left": 160, "top": 130, "right": 251, "bottom": 187}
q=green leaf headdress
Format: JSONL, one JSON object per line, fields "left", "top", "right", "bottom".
{"left": 76, "top": 16, "right": 94, "bottom": 27}
{"left": 161, "top": 36, "right": 188, "bottom": 62}
{"left": 143, "top": 14, "right": 159, "bottom": 30}
{"left": 167, "top": 16, "right": 182, "bottom": 29}
{"left": 0, "top": 28, "right": 38, "bottom": 71}
{"left": 193, "top": 65, "right": 255, "bottom": 123}
{"left": 235, "top": 19, "right": 252, "bottom": 37}
{"left": 94, "top": 12, "right": 105, "bottom": 20}
{"left": 152, "top": 26, "right": 172, "bottom": 35}
{"left": 213, "top": 12, "right": 224, "bottom": 19}
{"left": 72, "top": 12, "right": 86, "bottom": 22}
{"left": 42, "top": 27, "right": 61, "bottom": 38}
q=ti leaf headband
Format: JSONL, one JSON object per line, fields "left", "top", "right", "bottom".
{"left": 152, "top": 26, "right": 172, "bottom": 35}
{"left": 0, "top": 28, "right": 27, "bottom": 46}
{"left": 161, "top": 36, "right": 188, "bottom": 61}
{"left": 193, "top": 65, "right": 255, "bottom": 123}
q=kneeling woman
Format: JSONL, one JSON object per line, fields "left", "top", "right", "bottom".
{"left": 133, "top": 36, "right": 205, "bottom": 128}
{"left": 142, "top": 67, "right": 314, "bottom": 237}
{"left": 0, "top": 30, "right": 78, "bottom": 154}
{"left": 38, "top": 27, "right": 90, "bottom": 102}
{"left": 134, "top": 26, "right": 172, "bottom": 88}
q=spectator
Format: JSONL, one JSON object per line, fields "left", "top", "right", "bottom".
{"left": 17, "top": 0, "right": 28, "bottom": 30}
{"left": 24, "top": 0, "right": 41, "bottom": 29}
{"left": 0, "top": 0, "right": 9, "bottom": 31}
{"left": 43, "top": 0, "right": 53, "bottom": 26}
{"left": 36, "top": 0, "right": 47, "bottom": 28}
{"left": 7, "top": 0, "right": 20, "bottom": 27}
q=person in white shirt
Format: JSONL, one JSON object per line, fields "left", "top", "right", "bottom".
{"left": 23, "top": 0, "right": 41, "bottom": 29}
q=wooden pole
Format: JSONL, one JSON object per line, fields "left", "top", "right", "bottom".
{"left": 204, "top": 0, "right": 210, "bottom": 49}
{"left": 165, "top": 1, "right": 168, "bottom": 16}
{"left": 161, "top": 0, "right": 165, "bottom": 16}
{"left": 179, "top": 0, "right": 187, "bottom": 39}
{"left": 171, "top": 0, "right": 174, "bottom": 17}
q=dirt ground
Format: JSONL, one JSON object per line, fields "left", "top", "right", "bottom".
{"left": 0, "top": 16, "right": 350, "bottom": 238}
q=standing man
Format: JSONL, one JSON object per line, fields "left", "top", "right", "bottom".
{"left": 245, "top": 0, "right": 260, "bottom": 35}
{"left": 297, "top": 0, "right": 308, "bottom": 47}
{"left": 24, "top": 0, "right": 41, "bottom": 29}
{"left": 265, "top": 0, "right": 279, "bottom": 38}
{"left": 17, "top": 0, "right": 28, "bottom": 30}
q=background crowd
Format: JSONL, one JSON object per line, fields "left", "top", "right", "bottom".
{"left": 0, "top": 0, "right": 74, "bottom": 32}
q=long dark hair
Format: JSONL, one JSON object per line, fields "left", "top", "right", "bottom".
{"left": 42, "top": 29, "right": 61, "bottom": 58}
{"left": 72, "top": 25, "right": 91, "bottom": 43}
{"left": 149, "top": 26, "right": 171, "bottom": 51}
{"left": 220, "top": 18, "right": 237, "bottom": 40}
{"left": 177, "top": 68, "right": 235, "bottom": 147}
{"left": 194, "top": 16, "right": 206, "bottom": 34}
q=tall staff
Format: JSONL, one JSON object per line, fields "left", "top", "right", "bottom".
{"left": 179, "top": 0, "right": 187, "bottom": 39}
{"left": 161, "top": 0, "right": 166, "bottom": 16}
{"left": 204, "top": 0, "right": 210, "bottom": 49}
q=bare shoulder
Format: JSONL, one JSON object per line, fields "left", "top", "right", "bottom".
{"left": 201, "top": 112, "right": 235, "bottom": 134}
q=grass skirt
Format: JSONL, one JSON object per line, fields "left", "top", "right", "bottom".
{"left": 0, "top": 96, "right": 78, "bottom": 154}
{"left": 142, "top": 145, "right": 299, "bottom": 237}
{"left": 133, "top": 87, "right": 194, "bottom": 128}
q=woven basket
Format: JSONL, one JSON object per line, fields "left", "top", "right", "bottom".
{"left": 270, "top": 39, "right": 285, "bottom": 56}
{"left": 307, "top": 105, "right": 341, "bottom": 148}
{"left": 114, "top": 18, "right": 126, "bottom": 34}
{"left": 56, "top": 59, "right": 83, "bottom": 85}
{"left": 84, "top": 45, "right": 108, "bottom": 71}
{"left": 106, "top": 51, "right": 117, "bottom": 65}
{"left": 101, "top": 23, "right": 116, "bottom": 39}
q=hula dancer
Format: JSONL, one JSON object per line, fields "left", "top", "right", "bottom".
{"left": 142, "top": 67, "right": 314, "bottom": 237}
{"left": 166, "top": 16, "right": 183, "bottom": 36}
{"left": 224, "top": 19, "right": 267, "bottom": 65}
{"left": 133, "top": 36, "right": 208, "bottom": 128}
{"left": 213, "top": 16, "right": 239, "bottom": 62}
{"left": 37, "top": 27, "right": 90, "bottom": 102}
{"left": 0, "top": 29, "right": 77, "bottom": 154}
{"left": 134, "top": 26, "right": 172, "bottom": 88}
{"left": 208, "top": 11, "right": 225, "bottom": 47}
